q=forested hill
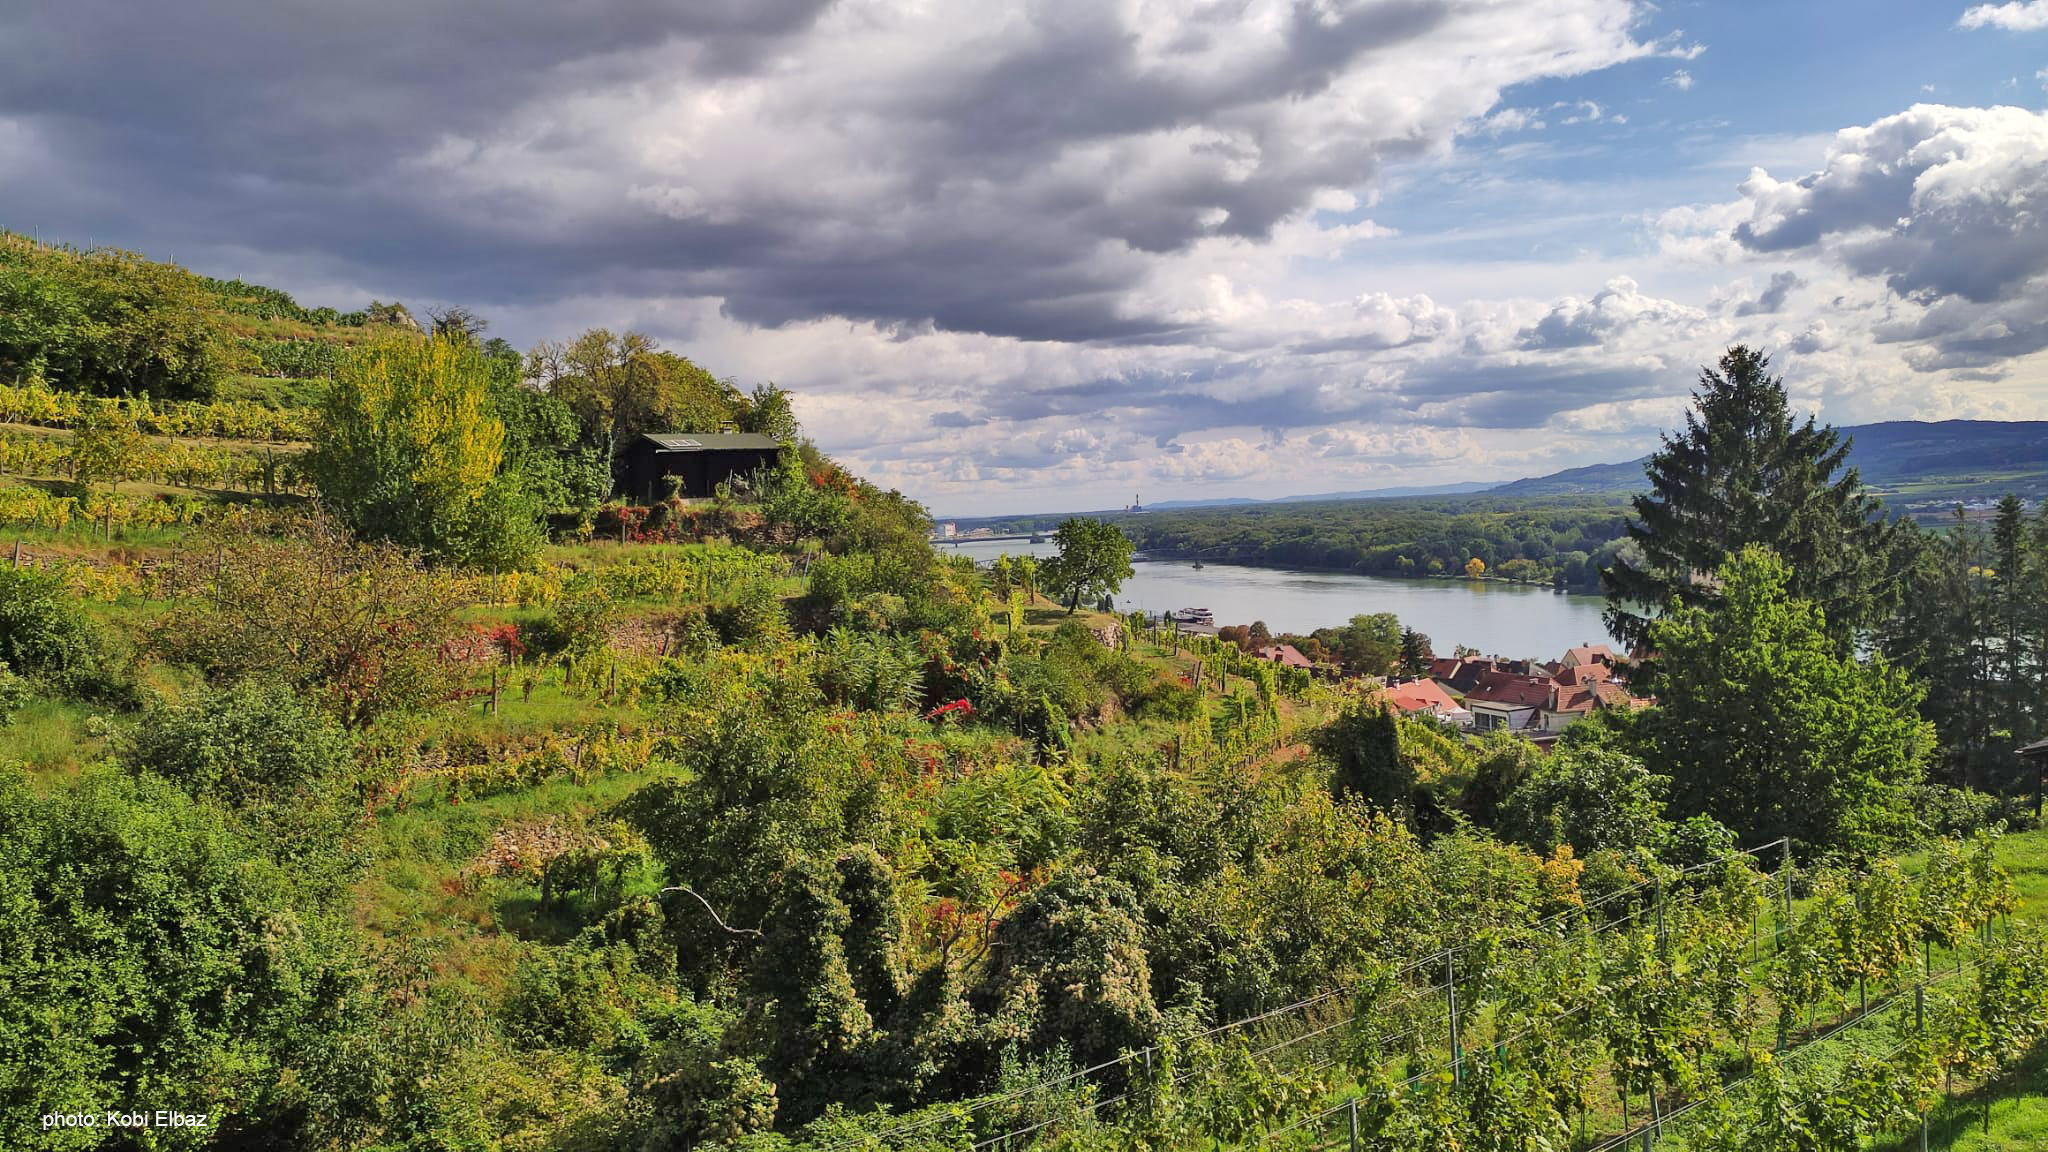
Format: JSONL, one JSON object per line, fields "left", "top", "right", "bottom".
{"left": 1494, "top": 419, "right": 2048, "bottom": 510}
{"left": 1121, "top": 494, "right": 1633, "bottom": 591}
{"left": 1110, "top": 419, "right": 2048, "bottom": 591}
{"left": 0, "top": 229, "right": 420, "bottom": 411}
{"left": 960, "top": 420, "right": 2048, "bottom": 538}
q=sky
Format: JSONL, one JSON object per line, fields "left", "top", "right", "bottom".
{"left": 3, "top": 1, "right": 2047, "bottom": 516}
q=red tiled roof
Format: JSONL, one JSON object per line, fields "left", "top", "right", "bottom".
{"left": 1550, "top": 683, "right": 1599, "bottom": 714}
{"left": 1256, "top": 644, "right": 1313, "bottom": 669}
{"left": 1565, "top": 644, "right": 1617, "bottom": 666}
{"left": 1388, "top": 679, "right": 1463, "bottom": 716}
{"left": 1554, "top": 663, "right": 1614, "bottom": 687}
{"left": 1464, "top": 670, "right": 1554, "bottom": 709}
{"left": 1592, "top": 681, "right": 1638, "bottom": 709}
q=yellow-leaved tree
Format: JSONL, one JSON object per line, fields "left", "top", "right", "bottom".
{"left": 305, "top": 334, "right": 541, "bottom": 569}
{"left": 1464, "top": 556, "right": 1486, "bottom": 579}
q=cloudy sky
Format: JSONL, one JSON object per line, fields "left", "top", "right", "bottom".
{"left": 5, "top": 1, "right": 2047, "bottom": 514}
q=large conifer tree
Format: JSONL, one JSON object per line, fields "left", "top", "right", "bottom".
{"left": 1602, "top": 346, "right": 1891, "bottom": 654}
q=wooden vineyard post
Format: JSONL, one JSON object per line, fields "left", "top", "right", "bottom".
{"left": 1780, "top": 839, "right": 1794, "bottom": 959}
{"left": 9, "top": 538, "right": 19, "bottom": 567}
{"left": 1917, "top": 982, "right": 1929, "bottom": 1152}
{"left": 1348, "top": 1097, "right": 1359, "bottom": 1152}
{"left": 523, "top": 676, "right": 534, "bottom": 704}
{"left": 1855, "top": 889, "right": 1866, "bottom": 1017}
{"left": 1655, "top": 878, "right": 1665, "bottom": 957}
{"left": 1447, "top": 950, "right": 1462, "bottom": 1087}
{"left": 489, "top": 669, "right": 501, "bottom": 716}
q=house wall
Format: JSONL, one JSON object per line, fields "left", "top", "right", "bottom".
{"left": 1471, "top": 703, "right": 1538, "bottom": 731}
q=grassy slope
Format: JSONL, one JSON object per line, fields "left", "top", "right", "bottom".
{"left": 1880, "top": 830, "right": 2048, "bottom": 1151}
{"left": 346, "top": 582, "right": 1306, "bottom": 1000}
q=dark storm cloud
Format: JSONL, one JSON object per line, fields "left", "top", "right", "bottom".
{"left": 0, "top": 0, "right": 1650, "bottom": 348}
{"left": 901, "top": 0, "right": 1451, "bottom": 245}
{"left": 0, "top": 1, "right": 828, "bottom": 164}
{"left": 0, "top": 0, "right": 836, "bottom": 312}
{"left": 1734, "top": 271, "right": 1804, "bottom": 316}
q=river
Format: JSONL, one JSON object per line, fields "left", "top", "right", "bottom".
{"left": 938, "top": 537, "right": 1616, "bottom": 661}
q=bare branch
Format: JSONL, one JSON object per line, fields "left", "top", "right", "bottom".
{"left": 659, "top": 885, "right": 763, "bottom": 938}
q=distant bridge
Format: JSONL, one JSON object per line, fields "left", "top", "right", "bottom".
{"left": 935, "top": 533, "right": 1045, "bottom": 545}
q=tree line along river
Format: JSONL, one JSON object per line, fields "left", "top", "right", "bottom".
{"left": 939, "top": 537, "right": 1616, "bottom": 661}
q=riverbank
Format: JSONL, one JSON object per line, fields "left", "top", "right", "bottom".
{"left": 944, "top": 538, "right": 1617, "bottom": 657}
{"left": 1132, "top": 549, "right": 1604, "bottom": 597}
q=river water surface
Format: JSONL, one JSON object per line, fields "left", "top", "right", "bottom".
{"left": 939, "top": 538, "right": 1615, "bottom": 661}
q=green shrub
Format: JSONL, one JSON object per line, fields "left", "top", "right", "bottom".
{"left": 0, "top": 660, "right": 26, "bottom": 725}
{"left": 520, "top": 575, "right": 619, "bottom": 661}
{"left": 708, "top": 580, "right": 790, "bottom": 646}
{"left": 1913, "top": 783, "right": 2033, "bottom": 838}
{"left": 127, "top": 679, "right": 352, "bottom": 807}
{"left": 1498, "top": 744, "right": 1670, "bottom": 857}
{"left": 0, "top": 564, "right": 125, "bottom": 701}
{"left": 0, "top": 767, "right": 358, "bottom": 1150}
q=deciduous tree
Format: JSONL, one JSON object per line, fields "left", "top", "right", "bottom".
{"left": 66, "top": 397, "right": 144, "bottom": 493}
{"left": 525, "top": 329, "right": 741, "bottom": 481}
{"left": 153, "top": 519, "right": 463, "bottom": 729}
{"left": 1042, "top": 517, "right": 1135, "bottom": 615}
{"left": 304, "top": 333, "right": 542, "bottom": 569}
{"left": 1648, "top": 546, "right": 1931, "bottom": 854}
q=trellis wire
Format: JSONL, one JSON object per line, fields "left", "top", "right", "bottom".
{"left": 952, "top": 842, "right": 1792, "bottom": 1152}
{"left": 1578, "top": 957, "right": 1981, "bottom": 1152}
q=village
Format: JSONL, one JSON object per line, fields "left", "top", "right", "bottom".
{"left": 1145, "top": 605, "right": 1646, "bottom": 747}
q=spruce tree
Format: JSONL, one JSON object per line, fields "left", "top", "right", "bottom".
{"left": 1879, "top": 509, "right": 1999, "bottom": 787}
{"left": 1992, "top": 494, "right": 2033, "bottom": 752}
{"left": 1603, "top": 346, "right": 1890, "bottom": 655}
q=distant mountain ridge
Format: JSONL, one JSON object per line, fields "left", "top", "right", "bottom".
{"left": 945, "top": 420, "right": 2048, "bottom": 527}
{"left": 1147, "top": 480, "right": 1494, "bottom": 510}
{"left": 1492, "top": 419, "right": 2048, "bottom": 508}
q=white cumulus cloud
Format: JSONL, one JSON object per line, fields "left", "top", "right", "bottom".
{"left": 1959, "top": 2, "right": 2048, "bottom": 31}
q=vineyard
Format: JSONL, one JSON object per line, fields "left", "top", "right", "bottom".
{"left": 0, "top": 379, "right": 312, "bottom": 441}
{"left": 797, "top": 833, "right": 2046, "bottom": 1152}
{"left": 0, "top": 378, "right": 317, "bottom": 532}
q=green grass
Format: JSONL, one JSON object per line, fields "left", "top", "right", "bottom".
{"left": 356, "top": 765, "right": 666, "bottom": 991}
{"left": 1873, "top": 1045, "right": 2048, "bottom": 1151}
{"left": 3, "top": 697, "right": 110, "bottom": 774}
{"left": 215, "top": 373, "right": 329, "bottom": 411}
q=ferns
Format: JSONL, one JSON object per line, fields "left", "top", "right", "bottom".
{"left": 817, "top": 626, "right": 926, "bottom": 713}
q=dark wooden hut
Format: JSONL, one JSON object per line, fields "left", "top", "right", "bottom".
{"left": 619, "top": 433, "right": 783, "bottom": 504}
